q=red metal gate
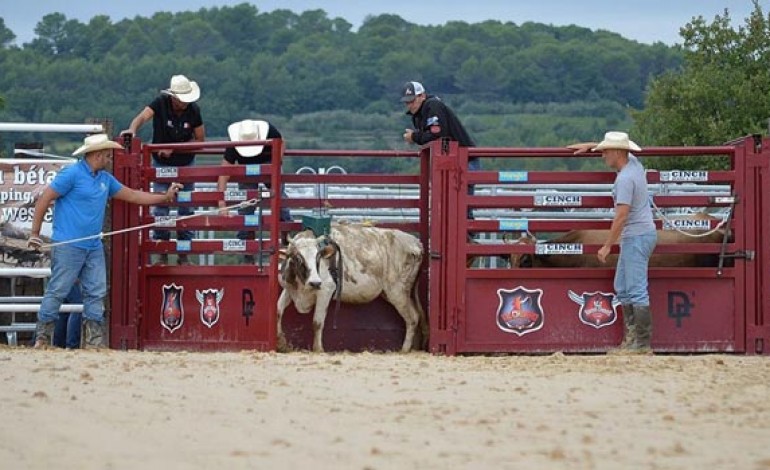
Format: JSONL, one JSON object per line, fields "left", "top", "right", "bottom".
{"left": 429, "top": 137, "right": 765, "bottom": 355}
{"left": 109, "top": 140, "right": 430, "bottom": 352}
{"left": 110, "top": 138, "right": 283, "bottom": 351}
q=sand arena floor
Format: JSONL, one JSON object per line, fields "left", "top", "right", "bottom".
{"left": 1, "top": 348, "right": 769, "bottom": 470}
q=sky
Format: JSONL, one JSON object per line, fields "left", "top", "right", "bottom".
{"left": 0, "top": 0, "right": 762, "bottom": 46}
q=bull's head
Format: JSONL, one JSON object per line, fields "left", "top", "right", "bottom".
{"left": 280, "top": 231, "right": 338, "bottom": 290}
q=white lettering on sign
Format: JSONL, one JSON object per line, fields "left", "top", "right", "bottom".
{"left": 534, "top": 195, "right": 582, "bottom": 207}
{"left": 660, "top": 170, "right": 708, "bottom": 182}
{"left": 535, "top": 243, "right": 584, "bottom": 255}
{"left": 155, "top": 167, "right": 178, "bottom": 179}
{"left": 154, "top": 216, "right": 176, "bottom": 227}
{"left": 663, "top": 219, "right": 712, "bottom": 231}
{"left": 224, "top": 190, "right": 248, "bottom": 201}
{"left": 222, "top": 239, "right": 246, "bottom": 251}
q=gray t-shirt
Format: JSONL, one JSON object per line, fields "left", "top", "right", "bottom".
{"left": 613, "top": 154, "right": 655, "bottom": 238}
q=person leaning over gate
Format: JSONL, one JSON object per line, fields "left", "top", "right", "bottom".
{"left": 120, "top": 74, "right": 205, "bottom": 265}
{"left": 401, "top": 81, "right": 480, "bottom": 220}
{"left": 571, "top": 132, "right": 657, "bottom": 353}
{"left": 28, "top": 134, "right": 184, "bottom": 349}
{"left": 217, "top": 119, "right": 291, "bottom": 263}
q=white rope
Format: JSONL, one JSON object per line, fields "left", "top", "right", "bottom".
{"left": 646, "top": 169, "right": 731, "bottom": 238}
{"left": 39, "top": 199, "right": 260, "bottom": 249}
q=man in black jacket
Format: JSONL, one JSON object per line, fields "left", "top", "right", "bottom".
{"left": 401, "top": 81, "right": 477, "bottom": 163}
{"left": 401, "top": 81, "right": 480, "bottom": 219}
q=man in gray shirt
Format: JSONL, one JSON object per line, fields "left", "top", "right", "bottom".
{"left": 593, "top": 132, "right": 657, "bottom": 352}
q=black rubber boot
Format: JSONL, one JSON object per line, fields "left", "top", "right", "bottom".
{"left": 633, "top": 305, "right": 653, "bottom": 353}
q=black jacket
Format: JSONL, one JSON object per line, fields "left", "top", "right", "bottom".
{"left": 407, "top": 95, "right": 476, "bottom": 147}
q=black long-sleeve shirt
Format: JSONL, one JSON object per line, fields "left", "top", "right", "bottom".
{"left": 407, "top": 95, "right": 476, "bottom": 147}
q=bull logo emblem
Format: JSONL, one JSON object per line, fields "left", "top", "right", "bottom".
{"left": 161, "top": 284, "right": 185, "bottom": 333}
{"left": 496, "top": 287, "right": 544, "bottom": 336}
{"left": 568, "top": 290, "right": 619, "bottom": 329}
{"left": 196, "top": 288, "right": 224, "bottom": 328}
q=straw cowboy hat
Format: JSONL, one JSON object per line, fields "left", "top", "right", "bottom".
{"left": 72, "top": 133, "right": 122, "bottom": 156}
{"left": 227, "top": 119, "right": 269, "bottom": 157}
{"left": 592, "top": 131, "right": 642, "bottom": 152}
{"left": 164, "top": 74, "right": 200, "bottom": 103}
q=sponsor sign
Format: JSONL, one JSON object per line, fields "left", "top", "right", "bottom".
{"left": 496, "top": 286, "right": 545, "bottom": 336}
{"left": 161, "top": 284, "right": 185, "bottom": 333}
{"left": 535, "top": 243, "right": 583, "bottom": 255}
{"left": 0, "top": 158, "right": 75, "bottom": 239}
{"left": 196, "top": 288, "right": 224, "bottom": 328}
{"left": 498, "top": 219, "right": 529, "bottom": 231}
{"left": 662, "top": 219, "right": 712, "bottom": 231}
{"left": 534, "top": 194, "right": 582, "bottom": 207}
{"left": 224, "top": 190, "right": 248, "bottom": 201}
{"left": 568, "top": 290, "right": 619, "bottom": 329}
{"left": 660, "top": 170, "right": 708, "bottom": 182}
{"left": 498, "top": 171, "right": 528, "bottom": 182}
{"left": 223, "top": 239, "right": 246, "bottom": 251}
{"left": 155, "top": 167, "right": 178, "bottom": 178}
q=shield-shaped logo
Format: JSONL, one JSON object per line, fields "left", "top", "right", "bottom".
{"left": 496, "top": 287, "right": 545, "bottom": 336}
{"left": 568, "top": 290, "right": 619, "bottom": 329}
{"left": 161, "top": 284, "right": 184, "bottom": 333}
{"left": 196, "top": 288, "right": 224, "bottom": 328}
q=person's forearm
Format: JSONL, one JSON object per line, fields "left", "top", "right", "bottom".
{"left": 603, "top": 212, "right": 628, "bottom": 247}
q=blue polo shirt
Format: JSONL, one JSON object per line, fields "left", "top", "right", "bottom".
{"left": 49, "top": 159, "right": 123, "bottom": 250}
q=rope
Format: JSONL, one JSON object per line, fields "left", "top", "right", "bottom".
{"left": 647, "top": 170, "right": 731, "bottom": 238}
{"left": 38, "top": 199, "right": 260, "bottom": 249}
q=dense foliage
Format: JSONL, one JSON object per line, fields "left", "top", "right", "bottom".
{"left": 0, "top": 4, "right": 693, "bottom": 171}
{"left": 633, "top": 1, "right": 769, "bottom": 170}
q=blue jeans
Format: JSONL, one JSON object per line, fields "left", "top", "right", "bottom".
{"left": 38, "top": 245, "right": 106, "bottom": 324}
{"left": 614, "top": 231, "right": 657, "bottom": 306}
{"left": 237, "top": 182, "right": 291, "bottom": 240}
{"left": 53, "top": 283, "right": 83, "bottom": 348}
{"left": 152, "top": 160, "right": 194, "bottom": 241}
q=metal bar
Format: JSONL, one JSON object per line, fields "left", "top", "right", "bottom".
{"left": 0, "top": 304, "right": 83, "bottom": 313}
{"left": 0, "top": 268, "right": 51, "bottom": 278}
{"left": 0, "top": 122, "right": 104, "bottom": 133}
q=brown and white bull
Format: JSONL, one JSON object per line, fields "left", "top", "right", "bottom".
{"left": 277, "top": 224, "right": 427, "bottom": 352}
{"left": 510, "top": 212, "right": 728, "bottom": 268}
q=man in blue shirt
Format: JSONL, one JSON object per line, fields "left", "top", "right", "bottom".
{"left": 28, "top": 134, "right": 183, "bottom": 349}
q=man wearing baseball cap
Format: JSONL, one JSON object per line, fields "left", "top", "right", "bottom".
{"left": 401, "top": 80, "right": 480, "bottom": 221}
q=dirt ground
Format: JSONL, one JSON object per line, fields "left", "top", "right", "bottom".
{"left": 1, "top": 347, "right": 769, "bottom": 470}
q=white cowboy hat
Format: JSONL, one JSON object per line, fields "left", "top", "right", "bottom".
{"left": 592, "top": 131, "right": 642, "bottom": 152}
{"left": 72, "top": 133, "right": 122, "bottom": 156}
{"left": 164, "top": 74, "right": 200, "bottom": 103}
{"left": 227, "top": 119, "right": 269, "bottom": 157}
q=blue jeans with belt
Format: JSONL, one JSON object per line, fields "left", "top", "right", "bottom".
{"left": 38, "top": 244, "right": 106, "bottom": 324}
{"left": 614, "top": 231, "right": 657, "bottom": 306}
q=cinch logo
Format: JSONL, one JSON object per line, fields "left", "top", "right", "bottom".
{"left": 663, "top": 219, "right": 711, "bottom": 231}
{"left": 222, "top": 239, "right": 246, "bottom": 251}
{"left": 224, "top": 190, "right": 247, "bottom": 201}
{"left": 155, "top": 167, "right": 179, "bottom": 178}
{"left": 660, "top": 170, "right": 708, "bottom": 182}
{"left": 667, "top": 291, "right": 694, "bottom": 327}
{"left": 534, "top": 195, "right": 582, "bottom": 206}
{"left": 535, "top": 243, "right": 583, "bottom": 255}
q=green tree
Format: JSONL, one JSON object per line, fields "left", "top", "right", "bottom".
{"left": 633, "top": 1, "right": 770, "bottom": 159}
{"left": 0, "top": 18, "right": 16, "bottom": 48}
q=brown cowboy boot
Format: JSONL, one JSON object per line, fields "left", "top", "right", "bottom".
{"left": 83, "top": 320, "right": 105, "bottom": 349}
{"left": 33, "top": 321, "right": 55, "bottom": 349}
{"left": 633, "top": 305, "right": 653, "bottom": 353}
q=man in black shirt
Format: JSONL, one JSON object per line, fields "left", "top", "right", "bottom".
{"left": 121, "top": 75, "right": 205, "bottom": 264}
{"left": 217, "top": 119, "right": 290, "bottom": 256}
{"left": 401, "top": 81, "right": 480, "bottom": 219}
